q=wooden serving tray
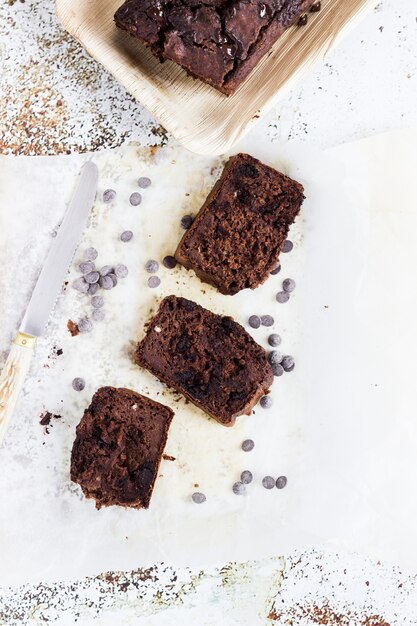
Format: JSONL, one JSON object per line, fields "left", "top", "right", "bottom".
{"left": 56, "top": 0, "right": 377, "bottom": 155}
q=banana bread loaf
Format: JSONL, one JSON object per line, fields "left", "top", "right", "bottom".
{"left": 114, "top": 0, "right": 316, "bottom": 95}
{"left": 175, "top": 153, "right": 304, "bottom": 295}
{"left": 135, "top": 296, "right": 273, "bottom": 426}
{"left": 71, "top": 386, "right": 174, "bottom": 509}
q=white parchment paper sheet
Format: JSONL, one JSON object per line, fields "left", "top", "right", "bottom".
{"left": 0, "top": 129, "right": 416, "bottom": 586}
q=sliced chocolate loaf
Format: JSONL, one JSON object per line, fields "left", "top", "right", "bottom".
{"left": 175, "top": 153, "right": 304, "bottom": 295}
{"left": 71, "top": 386, "right": 174, "bottom": 509}
{"left": 135, "top": 296, "right": 273, "bottom": 426}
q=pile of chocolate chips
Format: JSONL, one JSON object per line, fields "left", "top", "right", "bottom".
{"left": 72, "top": 247, "right": 128, "bottom": 332}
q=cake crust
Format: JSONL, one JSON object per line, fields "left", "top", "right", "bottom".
{"left": 135, "top": 296, "right": 273, "bottom": 426}
{"left": 175, "top": 153, "right": 304, "bottom": 295}
{"left": 70, "top": 386, "right": 174, "bottom": 509}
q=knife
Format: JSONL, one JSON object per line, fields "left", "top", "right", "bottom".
{"left": 0, "top": 161, "right": 98, "bottom": 444}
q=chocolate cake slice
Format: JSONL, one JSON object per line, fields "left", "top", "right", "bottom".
{"left": 70, "top": 387, "right": 174, "bottom": 509}
{"left": 114, "top": 0, "right": 316, "bottom": 95}
{"left": 175, "top": 153, "right": 304, "bottom": 295}
{"left": 135, "top": 296, "right": 273, "bottom": 426}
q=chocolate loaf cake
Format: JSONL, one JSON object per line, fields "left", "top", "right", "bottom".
{"left": 70, "top": 387, "right": 174, "bottom": 509}
{"left": 175, "top": 153, "right": 304, "bottom": 295}
{"left": 114, "top": 0, "right": 316, "bottom": 95}
{"left": 135, "top": 296, "right": 273, "bottom": 426}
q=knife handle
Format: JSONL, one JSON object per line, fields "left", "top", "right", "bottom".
{"left": 0, "top": 332, "right": 36, "bottom": 445}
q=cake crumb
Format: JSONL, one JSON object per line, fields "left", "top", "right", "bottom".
{"left": 67, "top": 319, "right": 79, "bottom": 336}
{"left": 39, "top": 411, "right": 62, "bottom": 434}
{"left": 40, "top": 412, "right": 62, "bottom": 426}
{"left": 162, "top": 454, "right": 176, "bottom": 461}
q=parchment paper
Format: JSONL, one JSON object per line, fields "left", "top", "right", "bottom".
{"left": 0, "top": 128, "right": 416, "bottom": 586}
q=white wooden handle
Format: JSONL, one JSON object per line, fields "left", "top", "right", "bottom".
{"left": 0, "top": 332, "right": 36, "bottom": 445}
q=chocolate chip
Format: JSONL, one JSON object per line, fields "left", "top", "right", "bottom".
{"left": 283, "top": 278, "right": 296, "bottom": 293}
{"left": 180, "top": 215, "right": 193, "bottom": 230}
{"left": 85, "top": 271, "right": 100, "bottom": 284}
{"left": 103, "top": 189, "right": 116, "bottom": 203}
{"left": 72, "top": 277, "right": 89, "bottom": 293}
{"left": 282, "top": 355, "right": 295, "bottom": 372}
{"left": 145, "top": 260, "right": 159, "bottom": 274}
{"left": 268, "top": 334, "right": 281, "bottom": 347}
{"left": 282, "top": 240, "right": 293, "bottom": 253}
{"left": 241, "top": 470, "right": 253, "bottom": 484}
{"left": 261, "top": 315, "right": 274, "bottom": 327}
{"left": 298, "top": 14, "right": 308, "bottom": 26}
{"left": 91, "top": 295, "right": 104, "bottom": 308}
{"left": 242, "top": 439, "right": 254, "bottom": 452}
{"left": 310, "top": 1, "right": 321, "bottom": 11}
{"left": 100, "top": 275, "right": 114, "bottom": 290}
{"left": 260, "top": 396, "right": 273, "bottom": 409}
{"left": 248, "top": 315, "right": 261, "bottom": 329}
{"left": 272, "top": 363, "right": 284, "bottom": 377}
{"left": 88, "top": 283, "right": 99, "bottom": 295}
{"left": 120, "top": 230, "right": 133, "bottom": 242}
{"left": 270, "top": 264, "right": 281, "bottom": 275}
{"left": 276, "top": 291, "right": 290, "bottom": 304}
{"left": 262, "top": 476, "right": 275, "bottom": 489}
{"left": 129, "top": 192, "right": 142, "bottom": 206}
{"left": 276, "top": 476, "right": 288, "bottom": 489}
{"left": 79, "top": 261, "right": 95, "bottom": 274}
{"left": 138, "top": 177, "right": 151, "bottom": 189}
{"left": 191, "top": 492, "right": 206, "bottom": 504}
{"left": 72, "top": 377, "right": 85, "bottom": 391}
{"left": 85, "top": 247, "right": 98, "bottom": 261}
{"left": 114, "top": 264, "right": 128, "bottom": 278}
{"left": 232, "top": 481, "right": 246, "bottom": 495}
{"left": 100, "top": 265, "right": 113, "bottom": 276}
{"left": 268, "top": 351, "right": 282, "bottom": 365}
{"left": 92, "top": 308, "right": 105, "bottom": 322}
{"left": 163, "top": 255, "right": 177, "bottom": 269}
{"left": 78, "top": 318, "right": 93, "bottom": 333}
{"left": 108, "top": 273, "right": 118, "bottom": 287}
{"left": 148, "top": 276, "right": 161, "bottom": 288}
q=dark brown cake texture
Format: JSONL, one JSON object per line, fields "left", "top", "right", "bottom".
{"left": 135, "top": 295, "right": 273, "bottom": 426}
{"left": 175, "top": 153, "right": 304, "bottom": 295}
{"left": 71, "top": 387, "right": 174, "bottom": 509}
{"left": 114, "top": 0, "right": 316, "bottom": 95}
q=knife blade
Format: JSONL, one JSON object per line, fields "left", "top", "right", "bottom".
{"left": 0, "top": 161, "right": 98, "bottom": 444}
{"left": 20, "top": 161, "right": 98, "bottom": 337}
